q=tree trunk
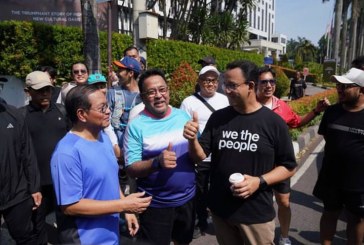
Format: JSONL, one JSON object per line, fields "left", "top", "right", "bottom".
{"left": 81, "top": 0, "right": 101, "bottom": 74}
{"left": 333, "top": 0, "right": 343, "bottom": 62}
{"left": 348, "top": 0, "right": 359, "bottom": 64}
{"left": 339, "top": 0, "right": 350, "bottom": 72}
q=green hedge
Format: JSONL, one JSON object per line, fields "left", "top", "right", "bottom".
{"left": 146, "top": 39, "right": 264, "bottom": 75}
{"left": 0, "top": 20, "right": 265, "bottom": 86}
{"left": 0, "top": 20, "right": 133, "bottom": 83}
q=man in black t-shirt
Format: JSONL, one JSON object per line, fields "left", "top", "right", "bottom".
{"left": 184, "top": 60, "right": 297, "bottom": 244}
{"left": 313, "top": 67, "right": 364, "bottom": 244}
{"left": 23, "top": 71, "right": 70, "bottom": 245}
{"left": 288, "top": 71, "right": 307, "bottom": 100}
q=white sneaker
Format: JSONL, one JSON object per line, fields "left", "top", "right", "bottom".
{"left": 279, "top": 236, "right": 292, "bottom": 245}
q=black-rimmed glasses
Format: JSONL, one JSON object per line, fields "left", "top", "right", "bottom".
{"left": 201, "top": 78, "right": 218, "bottom": 86}
{"left": 222, "top": 82, "right": 246, "bottom": 91}
{"left": 142, "top": 86, "right": 168, "bottom": 98}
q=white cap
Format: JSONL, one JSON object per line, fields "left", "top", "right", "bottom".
{"left": 331, "top": 68, "right": 364, "bottom": 87}
{"left": 199, "top": 65, "right": 220, "bottom": 76}
{"left": 229, "top": 173, "right": 244, "bottom": 184}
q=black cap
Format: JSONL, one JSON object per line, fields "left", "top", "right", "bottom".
{"left": 198, "top": 56, "right": 216, "bottom": 66}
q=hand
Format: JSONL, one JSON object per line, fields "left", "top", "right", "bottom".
{"left": 183, "top": 111, "right": 199, "bottom": 140}
{"left": 121, "top": 192, "right": 151, "bottom": 214}
{"left": 125, "top": 213, "right": 139, "bottom": 236}
{"left": 315, "top": 97, "right": 330, "bottom": 113}
{"left": 231, "top": 175, "right": 260, "bottom": 199}
{"left": 31, "top": 192, "right": 42, "bottom": 210}
{"left": 108, "top": 65, "right": 118, "bottom": 82}
{"left": 158, "top": 142, "right": 177, "bottom": 169}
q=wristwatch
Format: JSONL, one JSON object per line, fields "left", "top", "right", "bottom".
{"left": 151, "top": 157, "right": 161, "bottom": 170}
{"left": 259, "top": 176, "right": 268, "bottom": 190}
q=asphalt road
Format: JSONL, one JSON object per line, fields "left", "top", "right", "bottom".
{"left": 189, "top": 136, "right": 347, "bottom": 245}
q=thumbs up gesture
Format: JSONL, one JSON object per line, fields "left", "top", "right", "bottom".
{"left": 183, "top": 111, "right": 199, "bottom": 140}
{"left": 158, "top": 142, "right": 177, "bottom": 169}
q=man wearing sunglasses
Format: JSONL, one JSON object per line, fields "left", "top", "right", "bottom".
{"left": 313, "top": 68, "right": 364, "bottom": 245}
{"left": 256, "top": 66, "right": 329, "bottom": 245}
{"left": 71, "top": 62, "right": 89, "bottom": 85}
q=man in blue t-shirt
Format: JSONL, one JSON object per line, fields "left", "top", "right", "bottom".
{"left": 123, "top": 68, "right": 196, "bottom": 245}
{"left": 51, "top": 85, "right": 151, "bottom": 245}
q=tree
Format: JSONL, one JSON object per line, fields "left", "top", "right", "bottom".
{"left": 81, "top": 0, "right": 101, "bottom": 73}
{"left": 296, "top": 39, "right": 317, "bottom": 63}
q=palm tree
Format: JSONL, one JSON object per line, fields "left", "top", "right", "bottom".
{"left": 347, "top": 0, "right": 360, "bottom": 65}
{"left": 296, "top": 39, "right": 317, "bottom": 63}
{"left": 333, "top": 0, "right": 342, "bottom": 62}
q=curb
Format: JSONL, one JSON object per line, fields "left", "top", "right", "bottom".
{"left": 293, "top": 125, "right": 319, "bottom": 156}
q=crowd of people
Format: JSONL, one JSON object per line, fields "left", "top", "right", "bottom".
{"left": 1, "top": 49, "right": 364, "bottom": 245}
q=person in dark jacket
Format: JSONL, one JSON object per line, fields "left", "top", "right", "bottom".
{"left": 0, "top": 96, "right": 41, "bottom": 245}
{"left": 23, "top": 71, "right": 70, "bottom": 245}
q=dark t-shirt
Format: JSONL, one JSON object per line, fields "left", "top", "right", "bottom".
{"left": 199, "top": 106, "right": 297, "bottom": 224}
{"left": 24, "top": 103, "right": 70, "bottom": 186}
{"left": 318, "top": 103, "right": 364, "bottom": 192}
{"left": 289, "top": 78, "right": 307, "bottom": 100}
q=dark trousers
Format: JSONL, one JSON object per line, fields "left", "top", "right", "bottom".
{"left": 1, "top": 197, "right": 38, "bottom": 245}
{"left": 195, "top": 161, "right": 211, "bottom": 230}
{"left": 31, "top": 185, "right": 57, "bottom": 245}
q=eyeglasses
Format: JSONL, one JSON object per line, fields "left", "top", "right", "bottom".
{"left": 89, "top": 104, "right": 109, "bottom": 114}
{"left": 336, "top": 83, "right": 359, "bottom": 90}
{"left": 91, "top": 83, "right": 106, "bottom": 90}
{"left": 222, "top": 82, "right": 246, "bottom": 91}
{"left": 259, "top": 79, "right": 276, "bottom": 85}
{"left": 142, "top": 86, "right": 168, "bottom": 98}
{"left": 73, "top": 69, "right": 87, "bottom": 75}
{"left": 201, "top": 78, "right": 218, "bottom": 85}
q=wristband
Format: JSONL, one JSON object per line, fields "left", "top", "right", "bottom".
{"left": 258, "top": 176, "right": 268, "bottom": 190}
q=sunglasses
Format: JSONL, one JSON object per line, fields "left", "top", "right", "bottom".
{"left": 336, "top": 83, "right": 359, "bottom": 90}
{"left": 259, "top": 79, "right": 276, "bottom": 85}
{"left": 73, "top": 69, "right": 87, "bottom": 75}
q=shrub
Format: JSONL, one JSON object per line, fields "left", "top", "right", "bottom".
{"left": 168, "top": 62, "right": 198, "bottom": 107}
{"left": 273, "top": 66, "right": 290, "bottom": 98}
{"left": 287, "top": 88, "right": 338, "bottom": 140}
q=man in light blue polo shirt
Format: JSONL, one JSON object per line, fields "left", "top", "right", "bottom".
{"left": 124, "top": 68, "right": 196, "bottom": 245}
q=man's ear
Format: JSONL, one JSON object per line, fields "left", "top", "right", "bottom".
{"left": 76, "top": 108, "right": 87, "bottom": 123}
{"left": 248, "top": 81, "right": 256, "bottom": 91}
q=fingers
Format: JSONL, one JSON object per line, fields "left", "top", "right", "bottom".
{"left": 166, "top": 142, "right": 173, "bottom": 151}
{"left": 192, "top": 111, "right": 198, "bottom": 123}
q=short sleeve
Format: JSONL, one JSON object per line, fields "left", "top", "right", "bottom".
{"left": 51, "top": 152, "right": 83, "bottom": 205}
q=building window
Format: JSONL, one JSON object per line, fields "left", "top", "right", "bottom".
{"left": 272, "top": 37, "right": 278, "bottom": 43}
{"left": 272, "top": 0, "right": 275, "bottom": 10}
{"left": 258, "top": 16, "right": 260, "bottom": 30}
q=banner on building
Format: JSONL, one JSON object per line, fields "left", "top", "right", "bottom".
{"left": 0, "top": 0, "right": 117, "bottom": 30}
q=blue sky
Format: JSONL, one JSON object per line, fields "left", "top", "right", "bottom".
{"left": 275, "top": 0, "right": 335, "bottom": 46}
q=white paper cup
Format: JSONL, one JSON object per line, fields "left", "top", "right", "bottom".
{"left": 229, "top": 173, "right": 245, "bottom": 184}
